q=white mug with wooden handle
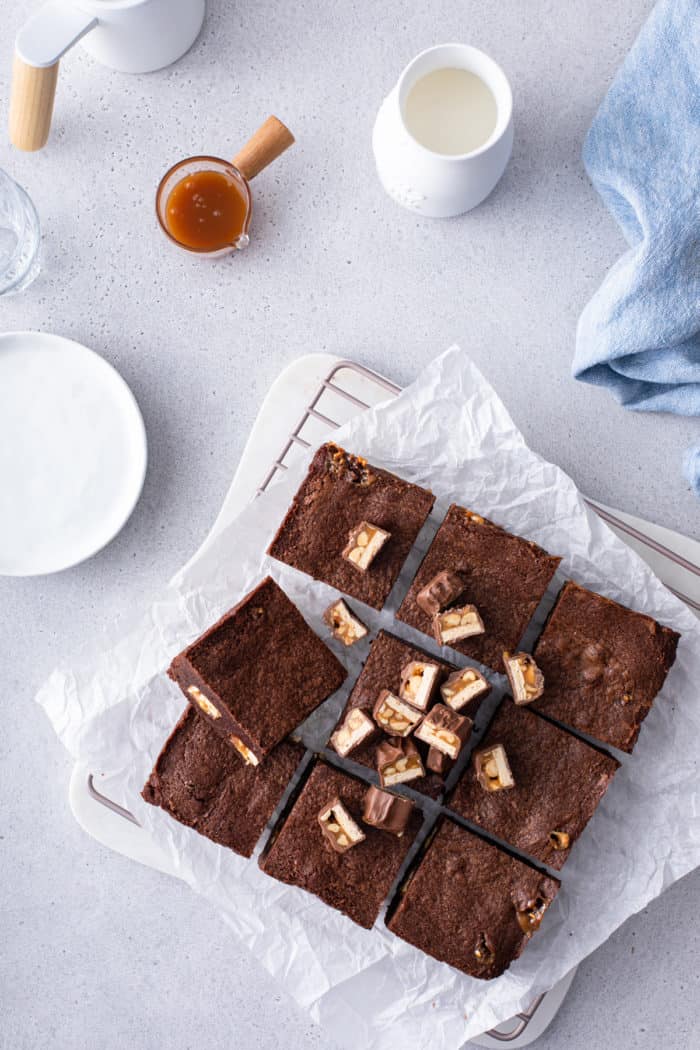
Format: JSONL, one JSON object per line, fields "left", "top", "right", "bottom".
{"left": 9, "top": 0, "right": 206, "bottom": 152}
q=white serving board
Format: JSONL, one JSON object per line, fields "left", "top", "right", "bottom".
{"left": 69, "top": 352, "right": 699, "bottom": 1048}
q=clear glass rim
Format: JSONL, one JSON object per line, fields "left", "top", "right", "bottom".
{"left": 155, "top": 155, "right": 253, "bottom": 255}
{"left": 0, "top": 176, "right": 41, "bottom": 295}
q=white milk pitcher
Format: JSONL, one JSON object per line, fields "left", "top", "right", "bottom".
{"left": 372, "top": 43, "right": 514, "bottom": 218}
{"left": 9, "top": 0, "right": 206, "bottom": 151}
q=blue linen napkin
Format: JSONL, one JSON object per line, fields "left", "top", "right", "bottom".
{"left": 574, "top": 0, "right": 700, "bottom": 496}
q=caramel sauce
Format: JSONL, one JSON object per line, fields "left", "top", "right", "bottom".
{"left": 165, "top": 169, "right": 248, "bottom": 251}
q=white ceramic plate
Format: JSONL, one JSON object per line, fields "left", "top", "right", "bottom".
{"left": 0, "top": 331, "right": 147, "bottom": 576}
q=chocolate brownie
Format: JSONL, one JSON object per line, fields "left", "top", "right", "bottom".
{"left": 386, "top": 818, "right": 560, "bottom": 979}
{"left": 259, "top": 760, "right": 421, "bottom": 929}
{"left": 532, "top": 581, "right": 680, "bottom": 752}
{"left": 267, "top": 444, "right": 435, "bottom": 610}
{"left": 142, "top": 706, "right": 304, "bottom": 858}
{"left": 448, "top": 700, "right": 619, "bottom": 870}
{"left": 330, "top": 631, "right": 460, "bottom": 798}
{"left": 169, "top": 577, "right": 346, "bottom": 764}
{"left": 397, "top": 506, "right": 561, "bottom": 670}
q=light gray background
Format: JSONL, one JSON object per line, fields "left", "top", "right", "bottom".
{"left": 2, "top": 1, "right": 698, "bottom": 1048}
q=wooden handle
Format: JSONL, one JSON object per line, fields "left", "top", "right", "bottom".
{"left": 9, "top": 53, "right": 59, "bottom": 151}
{"left": 232, "top": 116, "right": 295, "bottom": 181}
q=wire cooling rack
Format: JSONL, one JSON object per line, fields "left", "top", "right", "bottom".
{"left": 82, "top": 357, "right": 699, "bottom": 1047}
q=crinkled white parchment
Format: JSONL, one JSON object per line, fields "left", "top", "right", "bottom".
{"left": 37, "top": 347, "right": 700, "bottom": 1046}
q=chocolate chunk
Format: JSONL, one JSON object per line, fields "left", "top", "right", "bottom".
{"left": 342, "top": 520, "right": 391, "bottom": 573}
{"left": 440, "top": 666, "right": 491, "bottom": 714}
{"left": 362, "top": 786, "right": 414, "bottom": 837}
{"left": 416, "top": 570, "right": 465, "bottom": 616}
{"left": 317, "top": 796, "right": 366, "bottom": 853}
{"left": 426, "top": 746, "right": 454, "bottom": 776}
{"left": 399, "top": 659, "right": 441, "bottom": 712}
{"left": 474, "top": 743, "right": 515, "bottom": 792}
{"left": 330, "top": 707, "right": 378, "bottom": 758}
{"left": 415, "top": 703, "right": 472, "bottom": 760}
{"left": 433, "top": 603, "right": 485, "bottom": 646}
{"left": 503, "top": 651, "right": 545, "bottom": 704}
{"left": 323, "top": 598, "right": 368, "bottom": 646}
{"left": 377, "top": 737, "right": 425, "bottom": 787}
{"left": 373, "top": 689, "right": 423, "bottom": 737}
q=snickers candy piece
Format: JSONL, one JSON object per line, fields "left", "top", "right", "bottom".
{"left": 317, "top": 796, "right": 366, "bottom": 853}
{"left": 440, "top": 667, "right": 491, "bottom": 714}
{"left": 377, "top": 737, "right": 425, "bottom": 787}
{"left": 362, "top": 785, "right": 414, "bottom": 837}
{"left": 474, "top": 743, "right": 515, "bottom": 792}
{"left": 324, "top": 599, "right": 368, "bottom": 647}
{"left": 330, "top": 707, "right": 377, "bottom": 758}
{"left": 373, "top": 689, "right": 422, "bottom": 737}
{"left": 433, "top": 604, "right": 485, "bottom": 646}
{"left": 416, "top": 570, "right": 465, "bottom": 616}
{"left": 503, "top": 651, "right": 544, "bottom": 705}
{"left": 342, "top": 521, "right": 391, "bottom": 573}
{"left": 399, "top": 659, "right": 441, "bottom": 712}
{"left": 415, "top": 703, "right": 472, "bottom": 760}
{"left": 426, "top": 746, "right": 454, "bottom": 776}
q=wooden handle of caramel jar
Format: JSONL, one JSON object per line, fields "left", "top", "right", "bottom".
{"left": 232, "top": 116, "right": 295, "bottom": 181}
{"left": 9, "top": 52, "right": 59, "bottom": 151}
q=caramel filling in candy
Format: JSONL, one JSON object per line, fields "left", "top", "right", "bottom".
{"left": 187, "top": 685, "right": 222, "bottom": 720}
{"left": 414, "top": 703, "right": 472, "bottom": 760}
{"left": 474, "top": 744, "right": 514, "bottom": 792}
{"left": 433, "top": 604, "right": 485, "bottom": 645}
{"left": 362, "top": 785, "right": 414, "bottom": 837}
{"left": 516, "top": 896, "right": 549, "bottom": 935}
{"left": 330, "top": 707, "right": 376, "bottom": 757}
{"left": 399, "top": 660, "right": 441, "bottom": 712}
{"left": 372, "top": 690, "right": 422, "bottom": 737}
{"left": 342, "top": 520, "right": 390, "bottom": 572}
{"left": 318, "top": 797, "right": 366, "bottom": 853}
{"left": 229, "top": 734, "right": 259, "bottom": 766}
{"left": 503, "top": 651, "right": 545, "bottom": 704}
{"left": 416, "top": 570, "right": 465, "bottom": 616}
{"left": 323, "top": 598, "right": 368, "bottom": 646}
{"left": 377, "top": 738, "right": 425, "bottom": 787}
{"left": 440, "top": 667, "right": 490, "bottom": 712}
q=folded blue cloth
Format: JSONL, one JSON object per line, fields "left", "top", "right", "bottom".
{"left": 574, "top": 0, "right": 700, "bottom": 496}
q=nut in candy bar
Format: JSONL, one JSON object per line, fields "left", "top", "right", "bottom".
{"left": 317, "top": 796, "right": 366, "bottom": 854}
{"left": 362, "top": 785, "right": 414, "bottom": 837}
{"left": 399, "top": 660, "right": 441, "bottom": 712}
{"left": 426, "top": 746, "right": 454, "bottom": 776}
{"left": 515, "top": 895, "right": 550, "bottom": 935}
{"left": 414, "top": 703, "right": 472, "bottom": 760}
{"left": 503, "top": 651, "right": 545, "bottom": 704}
{"left": 323, "top": 598, "right": 368, "bottom": 647}
{"left": 373, "top": 689, "right": 422, "bottom": 737}
{"left": 416, "top": 570, "right": 465, "bottom": 616}
{"left": 433, "top": 604, "right": 485, "bottom": 646}
{"left": 330, "top": 707, "right": 377, "bottom": 758}
{"left": 474, "top": 743, "right": 515, "bottom": 793}
{"left": 474, "top": 932, "right": 496, "bottom": 968}
{"left": 342, "top": 521, "right": 391, "bottom": 572}
{"left": 229, "top": 734, "right": 260, "bottom": 766}
{"left": 549, "top": 830, "right": 571, "bottom": 851}
{"left": 440, "top": 667, "right": 491, "bottom": 713}
{"left": 187, "top": 685, "right": 221, "bottom": 720}
{"left": 377, "top": 737, "right": 425, "bottom": 787}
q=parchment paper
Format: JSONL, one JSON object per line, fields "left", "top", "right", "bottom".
{"left": 37, "top": 347, "right": 700, "bottom": 1046}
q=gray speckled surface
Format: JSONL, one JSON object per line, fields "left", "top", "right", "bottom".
{"left": 1, "top": 1, "right": 698, "bottom": 1047}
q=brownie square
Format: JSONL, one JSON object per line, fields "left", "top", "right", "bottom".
{"left": 142, "top": 706, "right": 304, "bottom": 858}
{"left": 532, "top": 581, "right": 680, "bottom": 753}
{"left": 447, "top": 700, "right": 619, "bottom": 870}
{"left": 397, "top": 506, "right": 561, "bottom": 671}
{"left": 387, "top": 818, "right": 560, "bottom": 979}
{"left": 330, "top": 630, "right": 460, "bottom": 798}
{"left": 259, "top": 760, "right": 421, "bottom": 929}
{"left": 268, "top": 443, "right": 435, "bottom": 610}
{"left": 169, "top": 577, "right": 346, "bottom": 764}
